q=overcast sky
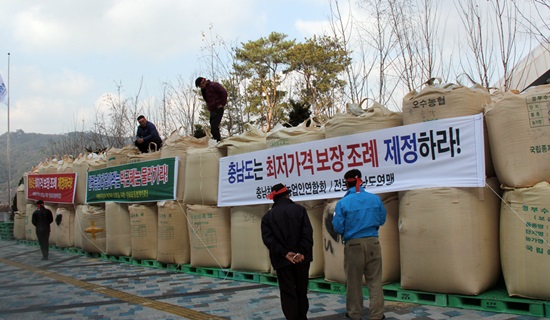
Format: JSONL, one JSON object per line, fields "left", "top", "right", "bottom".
{"left": 0, "top": 0, "right": 333, "bottom": 135}
{"left": 0, "top": 1, "right": 545, "bottom": 136}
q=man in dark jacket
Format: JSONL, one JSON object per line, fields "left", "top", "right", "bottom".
{"left": 261, "top": 183, "right": 313, "bottom": 320}
{"left": 135, "top": 115, "right": 163, "bottom": 153}
{"left": 31, "top": 200, "right": 54, "bottom": 260}
{"left": 195, "top": 77, "right": 228, "bottom": 142}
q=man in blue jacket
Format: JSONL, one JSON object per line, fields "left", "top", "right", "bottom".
{"left": 261, "top": 183, "right": 313, "bottom": 320}
{"left": 333, "top": 169, "right": 387, "bottom": 320}
{"left": 134, "top": 115, "right": 162, "bottom": 153}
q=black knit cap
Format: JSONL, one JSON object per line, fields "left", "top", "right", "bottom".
{"left": 195, "top": 77, "right": 205, "bottom": 87}
{"left": 36, "top": 200, "right": 44, "bottom": 205}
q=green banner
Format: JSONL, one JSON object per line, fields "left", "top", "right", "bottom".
{"left": 86, "top": 157, "right": 178, "bottom": 203}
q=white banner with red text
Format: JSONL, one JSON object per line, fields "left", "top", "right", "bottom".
{"left": 218, "top": 114, "right": 485, "bottom": 207}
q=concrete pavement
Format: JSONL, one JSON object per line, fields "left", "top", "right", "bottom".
{"left": 0, "top": 239, "right": 546, "bottom": 320}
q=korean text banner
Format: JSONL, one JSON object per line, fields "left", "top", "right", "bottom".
{"left": 218, "top": 114, "right": 486, "bottom": 207}
{"left": 86, "top": 157, "right": 178, "bottom": 203}
{"left": 27, "top": 173, "right": 77, "bottom": 204}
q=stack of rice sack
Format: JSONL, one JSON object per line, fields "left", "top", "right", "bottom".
{"left": 183, "top": 135, "right": 230, "bottom": 269}
{"left": 399, "top": 79, "right": 500, "bottom": 295}
{"left": 265, "top": 119, "right": 327, "bottom": 278}
{"left": 13, "top": 211, "right": 26, "bottom": 240}
{"left": 37, "top": 158, "right": 61, "bottom": 245}
{"left": 485, "top": 84, "right": 550, "bottom": 300}
{"left": 106, "top": 145, "right": 140, "bottom": 167}
{"left": 77, "top": 204, "right": 106, "bottom": 253}
{"left": 103, "top": 146, "right": 136, "bottom": 259}
{"left": 156, "top": 132, "right": 208, "bottom": 265}
{"left": 74, "top": 153, "right": 107, "bottom": 249}
{"left": 105, "top": 202, "right": 131, "bottom": 257}
{"left": 54, "top": 156, "right": 76, "bottom": 248}
{"left": 219, "top": 125, "right": 270, "bottom": 272}
{"left": 14, "top": 184, "right": 26, "bottom": 240}
{"left": 24, "top": 202, "right": 37, "bottom": 241}
{"left": 55, "top": 205, "right": 75, "bottom": 248}
{"left": 128, "top": 203, "right": 157, "bottom": 260}
{"left": 323, "top": 101, "right": 403, "bottom": 284}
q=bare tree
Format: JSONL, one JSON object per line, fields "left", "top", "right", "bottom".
{"left": 163, "top": 75, "right": 203, "bottom": 136}
{"left": 199, "top": 24, "right": 249, "bottom": 137}
{"left": 388, "top": 0, "right": 445, "bottom": 90}
{"left": 329, "top": 0, "right": 375, "bottom": 105}
{"left": 92, "top": 80, "right": 145, "bottom": 148}
{"left": 513, "top": 0, "right": 549, "bottom": 48}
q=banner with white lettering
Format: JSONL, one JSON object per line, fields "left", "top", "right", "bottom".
{"left": 218, "top": 114, "right": 485, "bottom": 206}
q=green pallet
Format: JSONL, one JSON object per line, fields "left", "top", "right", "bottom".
{"left": 100, "top": 253, "right": 115, "bottom": 261}
{"left": 447, "top": 288, "right": 546, "bottom": 317}
{"left": 308, "top": 279, "right": 346, "bottom": 295}
{"left": 179, "top": 264, "right": 219, "bottom": 278}
{"left": 100, "top": 254, "right": 133, "bottom": 264}
{"left": 117, "top": 256, "right": 134, "bottom": 264}
{"left": 218, "top": 269, "right": 261, "bottom": 283}
{"left": 139, "top": 259, "right": 158, "bottom": 268}
{"left": 84, "top": 251, "right": 101, "bottom": 258}
{"left": 144, "top": 260, "right": 177, "bottom": 270}
{"left": 258, "top": 273, "right": 278, "bottom": 286}
{"left": 382, "top": 283, "right": 447, "bottom": 307}
{"left": 63, "top": 247, "right": 85, "bottom": 255}
{"left": 545, "top": 302, "right": 550, "bottom": 317}
{"left": 17, "top": 239, "right": 38, "bottom": 246}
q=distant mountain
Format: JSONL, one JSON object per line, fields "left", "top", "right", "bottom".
{"left": 0, "top": 130, "right": 65, "bottom": 203}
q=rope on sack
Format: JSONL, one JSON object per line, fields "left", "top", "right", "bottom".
{"left": 174, "top": 145, "right": 229, "bottom": 279}
{"left": 176, "top": 201, "right": 229, "bottom": 281}
{"left": 484, "top": 182, "right": 549, "bottom": 249}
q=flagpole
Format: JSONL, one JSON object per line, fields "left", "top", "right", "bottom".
{"left": 6, "top": 52, "right": 11, "bottom": 214}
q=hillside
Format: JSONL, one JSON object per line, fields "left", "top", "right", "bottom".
{"left": 0, "top": 130, "right": 64, "bottom": 203}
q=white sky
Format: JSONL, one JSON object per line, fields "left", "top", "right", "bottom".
{"left": 0, "top": 0, "right": 545, "bottom": 135}
{"left": 0, "top": 0, "right": 333, "bottom": 134}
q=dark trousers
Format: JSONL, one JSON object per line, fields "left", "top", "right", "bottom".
{"left": 276, "top": 262, "right": 310, "bottom": 320}
{"left": 134, "top": 140, "right": 162, "bottom": 153}
{"left": 209, "top": 107, "right": 224, "bottom": 142}
{"left": 36, "top": 229, "right": 50, "bottom": 259}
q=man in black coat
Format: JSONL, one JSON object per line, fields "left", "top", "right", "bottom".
{"left": 261, "top": 184, "right": 313, "bottom": 320}
{"left": 31, "top": 200, "right": 53, "bottom": 260}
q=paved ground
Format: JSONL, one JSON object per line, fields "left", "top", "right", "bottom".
{"left": 0, "top": 239, "right": 546, "bottom": 320}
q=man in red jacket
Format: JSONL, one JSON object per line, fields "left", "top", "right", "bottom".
{"left": 195, "top": 77, "right": 228, "bottom": 142}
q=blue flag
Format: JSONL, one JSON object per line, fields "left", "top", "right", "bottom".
{"left": 0, "top": 73, "right": 6, "bottom": 104}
